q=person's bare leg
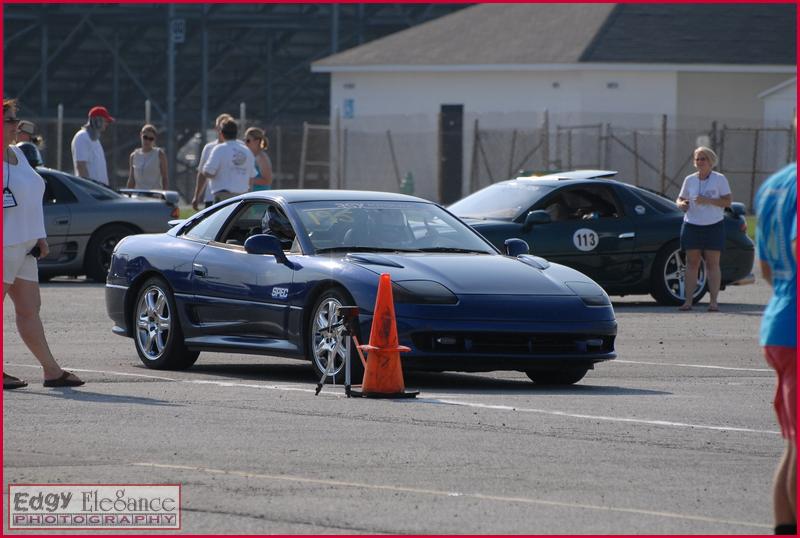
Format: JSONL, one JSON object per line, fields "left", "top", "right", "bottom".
{"left": 704, "top": 249, "right": 722, "bottom": 310}
{"left": 774, "top": 441, "right": 796, "bottom": 527}
{"left": 6, "top": 278, "right": 65, "bottom": 380}
{"left": 680, "top": 249, "right": 702, "bottom": 309}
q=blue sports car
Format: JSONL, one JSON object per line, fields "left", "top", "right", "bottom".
{"left": 105, "top": 190, "right": 617, "bottom": 385}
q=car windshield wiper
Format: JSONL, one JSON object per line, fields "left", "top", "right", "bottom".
{"left": 315, "top": 246, "right": 421, "bottom": 254}
{"left": 416, "top": 247, "right": 489, "bottom": 254}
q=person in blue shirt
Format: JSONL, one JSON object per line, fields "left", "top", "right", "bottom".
{"left": 755, "top": 161, "right": 796, "bottom": 535}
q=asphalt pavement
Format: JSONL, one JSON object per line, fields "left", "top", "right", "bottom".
{"left": 3, "top": 273, "right": 779, "bottom": 533}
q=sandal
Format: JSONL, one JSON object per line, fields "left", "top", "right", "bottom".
{"left": 3, "top": 372, "right": 28, "bottom": 390}
{"left": 707, "top": 305, "right": 720, "bottom": 312}
{"left": 43, "top": 371, "right": 85, "bottom": 388}
{"left": 678, "top": 304, "right": 693, "bottom": 311}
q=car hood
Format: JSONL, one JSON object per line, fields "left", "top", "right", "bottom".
{"left": 345, "top": 253, "right": 569, "bottom": 295}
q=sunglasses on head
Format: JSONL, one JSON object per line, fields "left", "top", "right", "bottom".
{"left": 142, "top": 135, "right": 155, "bottom": 141}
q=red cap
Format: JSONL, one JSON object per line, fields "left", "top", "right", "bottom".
{"left": 88, "top": 106, "right": 115, "bottom": 123}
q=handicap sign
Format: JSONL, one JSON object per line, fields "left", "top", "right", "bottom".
{"left": 343, "top": 99, "right": 354, "bottom": 119}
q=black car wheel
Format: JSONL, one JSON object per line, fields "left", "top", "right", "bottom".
{"left": 650, "top": 241, "right": 708, "bottom": 306}
{"left": 308, "top": 288, "right": 364, "bottom": 384}
{"left": 526, "top": 368, "right": 588, "bottom": 385}
{"left": 133, "top": 277, "right": 199, "bottom": 370}
{"left": 85, "top": 224, "right": 137, "bottom": 282}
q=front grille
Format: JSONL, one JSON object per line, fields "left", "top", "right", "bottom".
{"left": 411, "top": 332, "right": 615, "bottom": 356}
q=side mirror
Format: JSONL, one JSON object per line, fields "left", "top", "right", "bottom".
{"left": 504, "top": 238, "right": 530, "bottom": 257}
{"left": 523, "top": 210, "right": 552, "bottom": 231}
{"left": 728, "top": 202, "right": 747, "bottom": 217}
{"left": 244, "top": 234, "right": 290, "bottom": 265}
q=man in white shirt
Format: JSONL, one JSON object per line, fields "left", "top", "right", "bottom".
{"left": 200, "top": 119, "right": 256, "bottom": 204}
{"left": 71, "top": 106, "right": 114, "bottom": 185}
{"left": 191, "top": 113, "right": 233, "bottom": 210}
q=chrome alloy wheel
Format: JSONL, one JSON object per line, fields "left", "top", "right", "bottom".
{"left": 663, "top": 248, "right": 707, "bottom": 302}
{"left": 135, "top": 285, "right": 172, "bottom": 361}
{"left": 311, "top": 297, "right": 347, "bottom": 377}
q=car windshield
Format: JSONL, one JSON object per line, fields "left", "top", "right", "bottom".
{"left": 292, "top": 200, "right": 496, "bottom": 254}
{"left": 448, "top": 182, "right": 555, "bottom": 220}
{"left": 63, "top": 174, "right": 122, "bottom": 200}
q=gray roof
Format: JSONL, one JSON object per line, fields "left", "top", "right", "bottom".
{"left": 313, "top": 3, "right": 796, "bottom": 69}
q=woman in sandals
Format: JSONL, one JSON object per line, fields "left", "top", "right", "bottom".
{"left": 675, "top": 146, "right": 733, "bottom": 312}
{"left": 3, "top": 98, "right": 84, "bottom": 389}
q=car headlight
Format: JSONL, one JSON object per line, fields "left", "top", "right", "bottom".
{"left": 565, "top": 281, "right": 610, "bottom": 306}
{"left": 392, "top": 280, "right": 458, "bottom": 305}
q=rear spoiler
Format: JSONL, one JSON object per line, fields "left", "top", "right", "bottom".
{"left": 119, "top": 189, "right": 180, "bottom": 206}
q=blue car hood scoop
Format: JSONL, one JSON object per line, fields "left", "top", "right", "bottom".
{"left": 347, "top": 253, "right": 567, "bottom": 295}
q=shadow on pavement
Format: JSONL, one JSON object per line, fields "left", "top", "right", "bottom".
{"left": 9, "top": 388, "right": 180, "bottom": 407}
{"left": 164, "top": 362, "right": 667, "bottom": 396}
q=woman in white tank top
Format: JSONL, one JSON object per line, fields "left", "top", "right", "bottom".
{"left": 126, "top": 124, "right": 168, "bottom": 190}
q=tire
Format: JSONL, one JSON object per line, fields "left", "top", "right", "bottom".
{"left": 525, "top": 368, "right": 588, "bottom": 385}
{"left": 85, "top": 224, "right": 137, "bottom": 282}
{"left": 308, "top": 288, "right": 364, "bottom": 384}
{"left": 649, "top": 241, "right": 708, "bottom": 306}
{"left": 133, "top": 277, "right": 199, "bottom": 370}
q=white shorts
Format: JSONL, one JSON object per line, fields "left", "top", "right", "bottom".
{"left": 4, "top": 239, "right": 39, "bottom": 285}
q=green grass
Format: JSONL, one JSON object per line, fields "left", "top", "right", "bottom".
{"left": 745, "top": 215, "right": 756, "bottom": 241}
{"left": 179, "top": 207, "right": 197, "bottom": 219}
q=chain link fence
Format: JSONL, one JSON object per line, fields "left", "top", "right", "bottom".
{"left": 19, "top": 111, "right": 796, "bottom": 212}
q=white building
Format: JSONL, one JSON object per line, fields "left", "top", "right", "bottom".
{"left": 312, "top": 3, "right": 795, "bottom": 202}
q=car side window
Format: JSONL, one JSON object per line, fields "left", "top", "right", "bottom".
{"left": 545, "top": 186, "right": 622, "bottom": 221}
{"left": 41, "top": 174, "right": 78, "bottom": 205}
{"left": 218, "top": 202, "right": 270, "bottom": 247}
{"left": 182, "top": 202, "right": 239, "bottom": 242}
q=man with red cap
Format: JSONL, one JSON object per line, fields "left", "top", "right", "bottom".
{"left": 71, "top": 105, "right": 114, "bottom": 185}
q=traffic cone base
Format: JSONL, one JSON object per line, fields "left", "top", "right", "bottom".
{"left": 356, "top": 273, "right": 418, "bottom": 399}
{"left": 349, "top": 385, "right": 419, "bottom": 399}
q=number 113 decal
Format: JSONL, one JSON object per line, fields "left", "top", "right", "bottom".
{"left": 573, "top": 228, "right": 599, "bottom": 251}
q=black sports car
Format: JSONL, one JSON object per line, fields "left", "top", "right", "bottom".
{"left": 449, "top": 170, "right": 754, "bottom": 306}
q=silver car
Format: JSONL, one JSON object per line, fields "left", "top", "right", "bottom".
{"left": 36, "top": 167, "right": 179, "bottom": 281}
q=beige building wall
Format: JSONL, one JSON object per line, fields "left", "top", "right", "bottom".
{"left": 676, "top": 72, "right": 790, "bottom": 128}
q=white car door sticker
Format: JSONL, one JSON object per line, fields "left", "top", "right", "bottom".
{"left": 573, "top": 228, "right": 599, "bottom": 251}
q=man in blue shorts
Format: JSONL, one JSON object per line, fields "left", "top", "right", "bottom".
{"left": 755, "top": 160, "right": 796, "bottom": 535}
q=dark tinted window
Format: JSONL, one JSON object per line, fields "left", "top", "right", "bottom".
{"left": 183, "top": 202, "right": 240, "bottom": 241}
{"left": 61, "top": 173, "right": 122, "bottom": 200}
{"left": 40, "top": 173, "right": 78, "bottom": 204}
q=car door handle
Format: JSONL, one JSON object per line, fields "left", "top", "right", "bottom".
{"left": 54, "top": 217, "right": 69, "bottom": 225}
{"left": 618, "top": 232, "right": 635, "bottom": 239}
{"left": 192, "top": 263, "right": 207, "bottom": 277}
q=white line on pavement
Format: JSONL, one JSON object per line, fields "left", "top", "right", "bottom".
{"left": 613, "top": 360, "right": 771, "bottom": 372}
{"left": 6, "top": 363, "right": 778, "bottom": 435}
{"left": 131, "top": 462, "right": 771, "bottom": 530}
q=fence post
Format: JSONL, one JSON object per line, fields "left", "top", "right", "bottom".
{"left": 298, "top": 121, "right": 308, "bottom": 188}
{"left": 386, "top": 129, "right": 402, "bottom": 191}
{"left": 469, "top": 118, "right": 480, "bottom": 192}
{"left": 710, "top": 120, "right": 717, "bottom": 151}
{"left": 567, "top": 129, "right": 573, "bottom": 169}
{"left": 660, "top": 114, "right": 667, "bottom": 194}
{"left": 342, "top": 127, "right": 348, "bottom": 190}
{"left": 787, "top": 124, "right": 795, "bottom": 164}
{"left": 507, "top": 129, "right": 518, "bottom": 178}
{"left": 334, "top": 109, "right": 342, "bottom": 189}
{"left": 601, "top": 123, "right": 610, "bottom": 169}
{"left": 632, "top": 130, "right": 639, "bottom": 186}
{"left": 274, "top": 125, "right": 281, "bottom": 188}
{"left": 239, "top": 102, "right": 246, "bottom": 131}
{"left": 541, "top": 109, "right": 550, "bottom": 170}
{"left": 749, "top": 129, "right": 760, "bottom": 211}
{"left": 56, "top": 103, "right": 64, "bottom": 171}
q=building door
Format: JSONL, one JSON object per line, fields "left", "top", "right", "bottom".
{"left": 439, "top": 104, "right": 463, "bottom": 204}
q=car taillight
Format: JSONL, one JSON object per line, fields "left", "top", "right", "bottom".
{"left": 171, "top": 207, "right": 180, "bottom": 218}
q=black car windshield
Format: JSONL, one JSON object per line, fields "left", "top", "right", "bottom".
{"left": 448, "top": 182, "right": 555, "bottom": 220}
{"left": 292, "top": 200, "right": 495, "bottom": 254}
{"left": 63, "top": 174, "right": 122, "bottom": 200}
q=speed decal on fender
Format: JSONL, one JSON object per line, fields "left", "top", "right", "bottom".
{"left": 573, "top": 228, "right": 599, "bottom": 251}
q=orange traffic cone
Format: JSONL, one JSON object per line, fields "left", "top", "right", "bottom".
{"left": 351, "top": 273, "right": 418, "bottom": 398}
